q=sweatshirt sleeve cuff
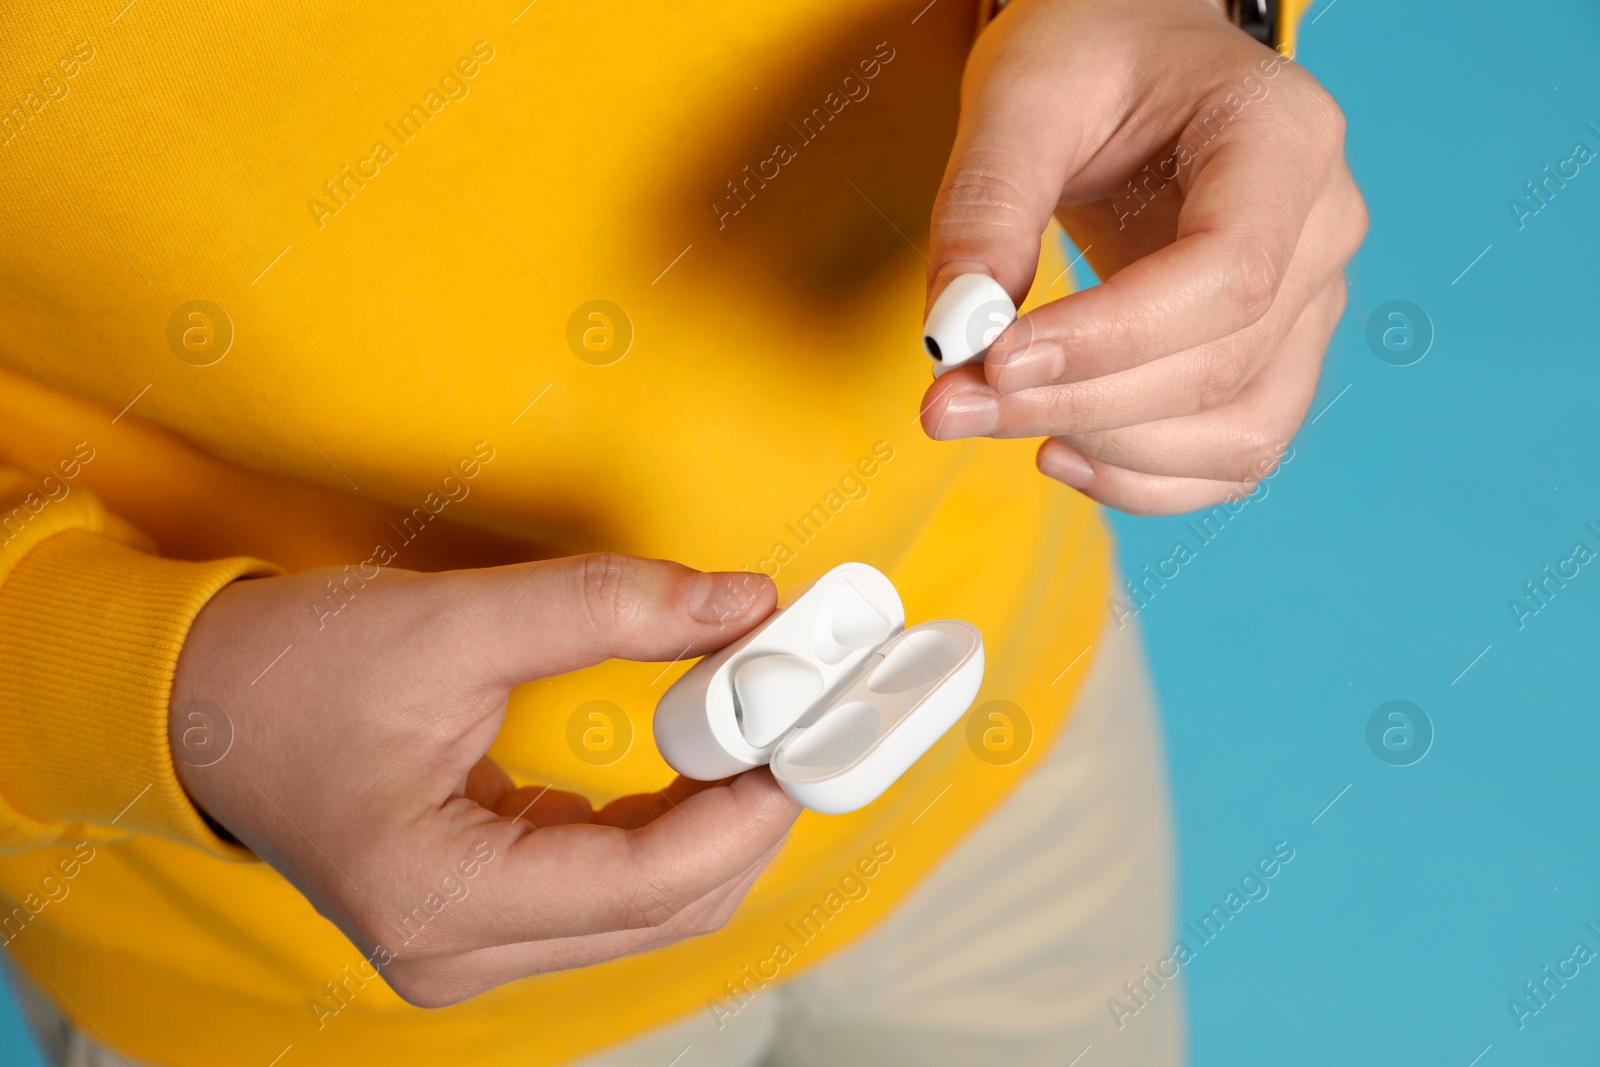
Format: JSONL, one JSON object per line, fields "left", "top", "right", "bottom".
{"left": 0, "top": 528, "right": 280, "bottom": 861}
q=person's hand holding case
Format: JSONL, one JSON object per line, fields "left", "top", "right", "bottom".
{"left": 920, "top": 0, "right": 1367, "bottom": 514}
{"left": 168, "top": 555, "right": 799, "bottom": 1007}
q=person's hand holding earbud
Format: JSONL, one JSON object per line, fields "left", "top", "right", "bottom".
{"left": 919, "top": 0, "right": 1366, "bottom": 515}
{"left": 169, "top": 555, "right": 799, "bottom": 1007}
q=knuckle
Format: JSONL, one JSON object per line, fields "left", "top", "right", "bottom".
{"left": 1222, "top": 244, "right": 1282, "bottom": 326}
{"left": 578, "top": 553, "right": 643, "bottom": 633}
{"left": 932, "top": 153, "right": 1034, "bottom": 232}
{"left": 1193, "top": 345, "right": 1250, "bottom": 413}
{"left": 1046, "top": 381, "right": 1099, "bottom": 434}
{"left": 1196, "top": 376, "right": 1241, "bottom": 414}
{"left": 1300, "top": 91, "right": 1347, "bottom": 151}
{"left": 1282, "top": 65, "right": 1346, "bottom": 150}
{"left": 1228, "top": 424, "right": 1286, "bottom": 482}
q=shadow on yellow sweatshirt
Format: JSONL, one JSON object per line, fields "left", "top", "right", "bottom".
{"left": 0, "top": 0, "right": 1304, "bottom": 1062}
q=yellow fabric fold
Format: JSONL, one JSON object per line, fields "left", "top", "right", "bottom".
{"left": 0, "top": 512, "right": 276, "bottom": 861}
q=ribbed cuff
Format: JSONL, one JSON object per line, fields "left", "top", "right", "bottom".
{"left": 0, "top": 528, "right": 279, "bottom": 860}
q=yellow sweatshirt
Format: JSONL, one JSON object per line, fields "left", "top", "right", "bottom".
{"left": 0, "top": 1, "right": 1300, "bottom": 1063}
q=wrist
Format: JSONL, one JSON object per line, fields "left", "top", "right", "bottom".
{"left": 166, "top": 576, "right": 261, "bottom": 841}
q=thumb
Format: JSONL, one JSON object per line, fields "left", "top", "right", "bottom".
{"left": 435, "top": 554, "right": 777, "bottom": 684}
{"left": 926, "top": 13, "right": 1103, "bottom": 313}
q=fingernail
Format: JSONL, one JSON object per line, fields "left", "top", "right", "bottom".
{"left": 932, "top": 395, "right": 999, "bottom": 440}
{"left": 1040, "top": 444, "right": 1094, "bottom": 490}
{"left": 994, "top": 347, "right": 1066, "bottom": 394}
{"left": 691, "top": 571, "right": 769, "bottom": 624}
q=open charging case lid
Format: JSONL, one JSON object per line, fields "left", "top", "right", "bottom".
{"left": 654, "top": 563, "right": 984, "bottom": 813}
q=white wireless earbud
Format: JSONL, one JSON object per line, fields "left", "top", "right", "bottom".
{"left": 733, "top": 654, "right": 824, "bottom": 748}
{"left": 922, "top": 273, "right": 1016, "bottom": 377}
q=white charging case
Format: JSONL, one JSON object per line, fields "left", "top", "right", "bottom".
{"left": 653, "top": 563, "right": 984, "bottom": 813}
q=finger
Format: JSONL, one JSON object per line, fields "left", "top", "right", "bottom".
{"left": 920, "top": 283, "right": 1277, "bottom": 441}
{"left": 460, "top": 761, "right": 597, "bottom": 831}
{"left": 1038, "top": 439, "right": 1252, "bottom": 516}
{"left": 537, "top": 831, "right": 786, "bottom": 968}
{"left": 385, "top": 835, "right": 788, "bottom": 1005}
{"left": 495, "top": 784, "right": 595, "bottom": 827}
{"left": 1055, "top": 170, "right": 1183, "bottom": 282}
{"left": 462, "top": 756, "right": 516, "bottom": 809}
{"left": 1056, "top": 278, "right": 1343, "bottom": 481}
{"left": 985, "top": 66, "right": 1346, "bottom": 384}
{"left": 437, "top": 555, "right": 778, "bottom": 685}
{"left": 921, "top": 170, "right": 1358, "bottom": 441}
{"left": 1030, "top": 274, "right": 1343, "bottom": 511}
{"left": 595, "top": 776, "right": 732, "bottom": 830}
{"left": 426, "top": 767, "right": 799, "bottom": 953}
{"left": 925, "top": 2, "right": 1130, "bottom": 310}
{"left": 990, "top": 166, "right": 1363, "bottom": 397}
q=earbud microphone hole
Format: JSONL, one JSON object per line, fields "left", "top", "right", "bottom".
{"left": 924, "top": 336, "right": 943, "bottom": 361}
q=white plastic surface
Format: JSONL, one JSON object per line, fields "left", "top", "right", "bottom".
{"left": 921, "top": 272, "right": 1017, "bottom": 377}
{"left": 654, "top": 563, "right": 903, "bottom": 781}
{"left": 653, "top": 563, "right": 985, "bottom": 813}
{"left": 771, "top": 621, "right": 983, "bottom": 813}
{"left": 733, "top": 654, "right": 823, "bottom": 748}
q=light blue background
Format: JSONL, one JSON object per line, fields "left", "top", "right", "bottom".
{"left": 1101, "top": 0, "right": 1600, "bottom": 1063}
{"left": 4, "top": 0, "right": 1598, "bottom": 1063}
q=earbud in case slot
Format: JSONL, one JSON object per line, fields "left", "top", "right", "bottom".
{"left": 732, "top": 655, "right": 822, "bottom": 748}
{"left": 653, "top": 563, "right": 985, "bottom": 813}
